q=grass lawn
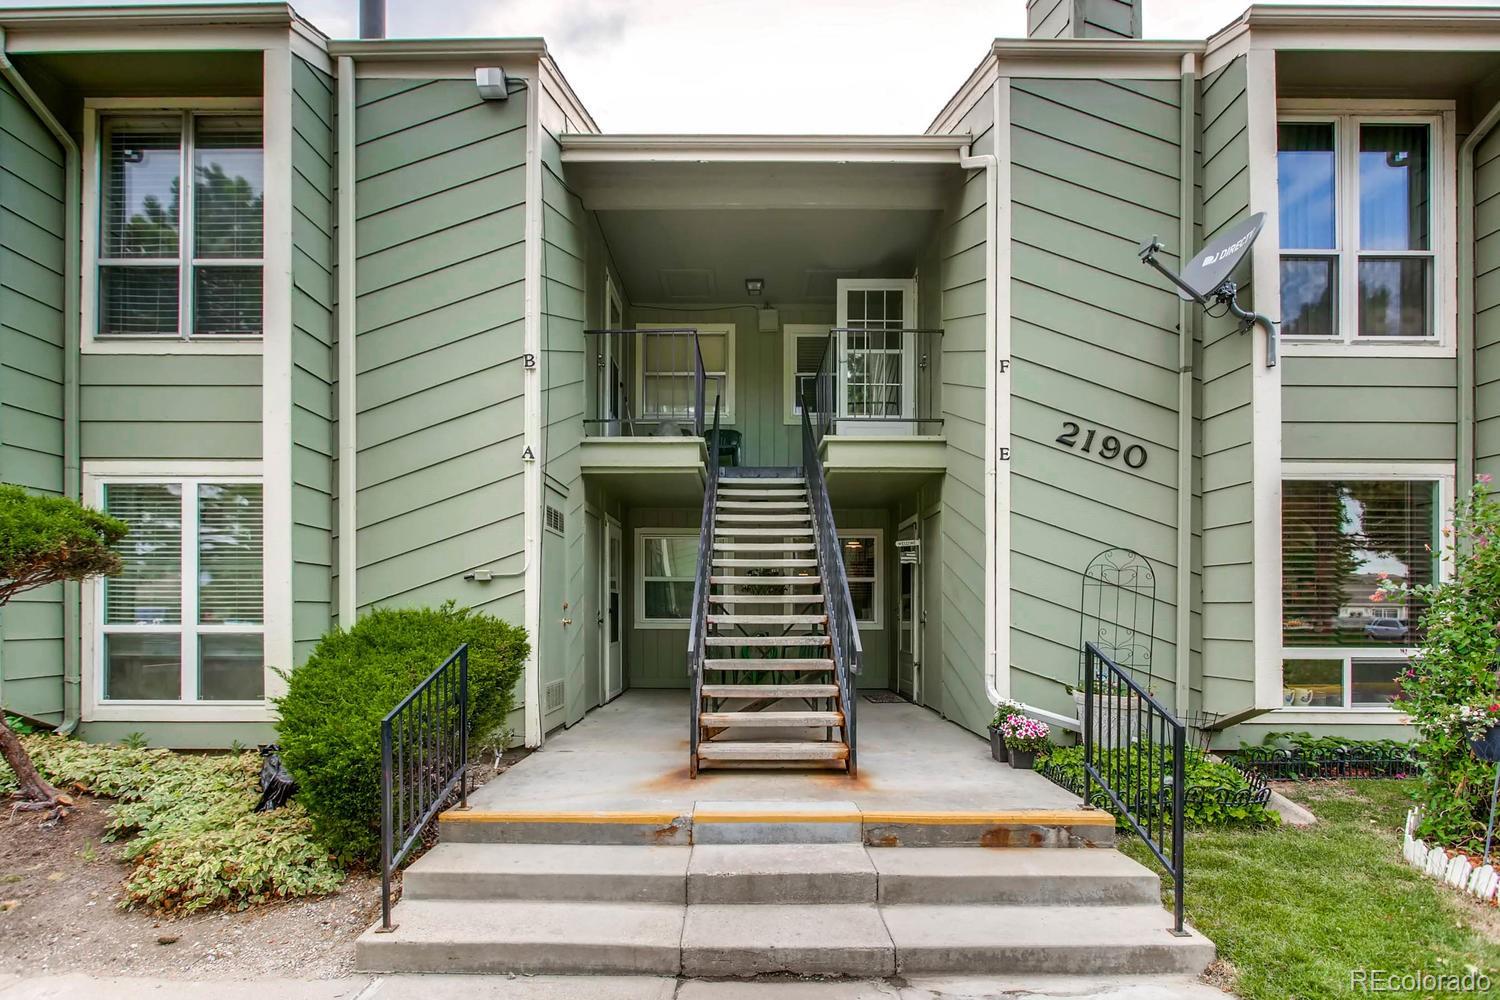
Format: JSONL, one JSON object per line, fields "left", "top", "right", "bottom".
{"left": 1120, "top": 779, "right": 1500, "bottom": 999}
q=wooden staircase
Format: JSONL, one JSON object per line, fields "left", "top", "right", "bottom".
{"left": 695, "top": 471, "right": 853, "bottom": 771}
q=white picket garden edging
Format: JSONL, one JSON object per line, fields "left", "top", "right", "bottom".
{"left": 1403, "top": 808, "right": 1500, "bottom": 905}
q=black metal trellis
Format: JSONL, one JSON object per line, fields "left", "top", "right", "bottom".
{"left": 1077, "top": 547, "right": 1157, "bottom": 693}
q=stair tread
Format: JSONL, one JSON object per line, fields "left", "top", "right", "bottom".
{"left": 681, "top": 903, "right": 893, "bottom": 976}
{"left": 714, "top": 559, "right": 818, "bottom": 567}
{"left": 718, "top": 502, "right": 809, "bottom": 510}
{"left": 881, "top": 904, "right": 1214, "bottom": 960}
{"left": 709, "top": 614, "right": 827, "bottom": 624}
{"left": 702, "top": 684, "right": 839, "bottom": 697}
{"left": 717, "top": 514, "right": 810, "bottom": 521}
{"left": 705, "top": 635, "right": 831, "bottom": 646}
{"left": 711, "top": 576, "right": 822, "bottom": 585}
{"left": 709, "top": 594, "right": 825, "bottom": 603}
{"left": 704, "top": 658, "right": 835, "bottom": 670}
{"left": 713, "top": 542, "right": 817, "bottom": 551}
{"left": 701, "top": 711, "right": 843, "bottom": 727}
{"left": 719, "top": 489, "right": 809, "bottom": 497}
{"left": 699, "top": 741, "right": 850, "bottom": 760}
{"left": 713, "top": 528, "right": 815, "bottom": 535}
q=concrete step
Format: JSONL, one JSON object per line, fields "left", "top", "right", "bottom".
{"left": 355, "top": 900, "right": 685, "bottom": 975}
{"left": 681, "top": 904, "right": 894, "bottom": 977}
{"left": 870, "top": 847, "right": 1162, "bottom": 905}
{"left": 883, "top": 904, "right": 1215, "bottom": 975}
{"left": 687, "top": 844, "right": 875, "bottom": 904}
{"left": 402, "top": 843, "right": 690, "bottom": 903}
{"left": 704, "top": 657, "right": 834, "bottom": 671}
{"left": 701, "top": 710, "right": 842, "bottom": 728}
{"left": 701, "top": 683, "right": 839, "bottom": 698}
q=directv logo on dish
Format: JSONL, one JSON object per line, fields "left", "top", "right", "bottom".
{"left": 1198, "top": 231, "right": 1255, "bottom": 270}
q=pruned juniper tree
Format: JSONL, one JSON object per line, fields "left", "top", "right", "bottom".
{"left": 0, "top": 484, "right": 126, "bottom": 816}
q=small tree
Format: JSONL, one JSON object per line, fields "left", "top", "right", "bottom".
{"left": 1379, "top": 476, "right": 1500, "bottom": 850}
{"left": 0, "top": 484, "right": 127, "bottom": 813}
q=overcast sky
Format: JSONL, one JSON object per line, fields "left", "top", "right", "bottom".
{"left": 4, "top": 0, "right": 1496, "bottom": 131}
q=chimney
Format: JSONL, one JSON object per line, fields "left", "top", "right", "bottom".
{"left": 1026, "top": 0, "right": 1143, "bottom": 40}
{"left": 359, "top": 0, "right": 386, "bottom": 39}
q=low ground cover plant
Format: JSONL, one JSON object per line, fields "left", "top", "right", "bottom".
{"left": 1, "top": 736, "right": 342, "bottom": 912}
{"left": 1043, "top": 745, "right": 1278, "bottom": 828}
{"left": 275, "top": 603, "right": 528, "bottom": 864}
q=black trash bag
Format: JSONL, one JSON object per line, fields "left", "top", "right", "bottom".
{"left": 255, "top": 743, "right": 298, "bottom": 812}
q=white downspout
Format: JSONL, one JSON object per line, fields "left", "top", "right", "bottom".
{"left": 336, "top": 56, "right": 358, "bottom": 626}
{"left": 0, "top": 30, "right": 83, "bottom": 734}
{"left": 1174, "top": 52, "right": 1197, "bottom": 721}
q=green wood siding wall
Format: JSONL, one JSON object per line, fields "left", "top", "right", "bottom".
{"left": 291, "top": 57, "right": 335, "bottom": 663}
{"left": 1009, "top": 76, "right": 1188, "bottom": 717}
{"left": 0, "top": 76, "right": 66, "bottom": 721}
{"left": 934, "top": 86, "right": 993, "bottom": 736}
{"left": 1284, "top": 357, "right": 1456, "bottom": 462}
{"left": 540, "top": 127, "right": 588, "bottom": 730}
{"left": 351, "top": 79, "right": 527, "bottom": 623}
{"left": 80, "top": 354, "right": 262, "bottom": 458}
{"left": 1474, "top": 123, "right": 1500, "bottom": 477}
{"left": 1027, "top": 0, "right": 1139, "bottom": 40}
{"left": 1199, "top": 57, "right": 1257, "bottom": 716}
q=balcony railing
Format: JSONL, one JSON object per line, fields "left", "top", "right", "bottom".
{"left": 805, "top": 328, "right": 943, "bottom": 441}
{"left": 584, "top": 328, "right": 720, "bottom": 439}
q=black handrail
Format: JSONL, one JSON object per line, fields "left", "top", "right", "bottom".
{"left": 809, "top": 328, "right": 944, "bottom": 436}
{"left": 801, "top": 395, "right": 861, "bottom": 776}
{"left": 582, "top": 327, "right": 708, "bottom": 436}
{"left": 1081, "top": 641, "right": 1186, "bottom": 935}
{"left": 378, "top": 643, "right": 469, "bottom": 932}
{"left": 687, "top": 396, "right": 722, "bottom": 778}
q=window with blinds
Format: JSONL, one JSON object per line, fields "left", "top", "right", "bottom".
{"left": 1281, "top": 479, "right": 1437, "bottom": 648}
{"left": 840, "top": 533, "right": 879, "bottom": 625}
{"left": 99, "top": 478, "right": 264, "bottom": 703}
{"left": 97, "top": 111, "right": 263, "bottom": 340}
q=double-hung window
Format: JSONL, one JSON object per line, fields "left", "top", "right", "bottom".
{"left": 637, "top": 530, "right": 698, "bottom": 627}
{"left": 98, "top": 477, "right": 265, "bottom": 702}
{"left": 1277, "top": 111, "right": 1448, "bottom": 347}
{"left": 635, "top": 323, "right": 735, "bottom": 425}
{"left": 96, "top": 111, "right": 264, "bottom": 340}
{"left": 838, "top": 531, "right": 881, "bottom": 627}
{"left": 1280, "top": 468, "right": 1449, "bottom": 712}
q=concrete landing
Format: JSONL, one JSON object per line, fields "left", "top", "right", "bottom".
{"left": 467, "top": 690, "right": 1079, "bottom": 814}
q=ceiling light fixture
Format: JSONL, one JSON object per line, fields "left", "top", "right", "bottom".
{"left": 745, "top": 278, "right": 765, "bottom": 297}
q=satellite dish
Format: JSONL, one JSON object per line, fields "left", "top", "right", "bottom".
{"left": 1139, "top": 212, "right": 1279, "bottom": 367}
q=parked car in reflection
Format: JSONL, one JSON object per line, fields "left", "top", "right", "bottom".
{"left": 1364, "top": 618, "right": 1409, "bottom": 641}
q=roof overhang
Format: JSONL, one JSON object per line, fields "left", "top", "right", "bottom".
{"left": 560, "top": 134, "right": 972, "bottom": 165}
{"left": 0, "top": 3, "right": 301, "bottom": 30}
{"left": 1210, "top": 3, "right": 1500, "bottom": 56}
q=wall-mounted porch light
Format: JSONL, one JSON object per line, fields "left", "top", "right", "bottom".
{"left": 476, "top": 67, "right": 510, "bottom": 101}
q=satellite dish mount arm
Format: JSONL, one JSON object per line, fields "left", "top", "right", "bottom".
{"left": 1138, "top": 223, "right": 1279, "bottom": 369}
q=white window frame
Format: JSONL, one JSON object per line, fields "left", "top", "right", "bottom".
{"left": 1276, "top": 100, "right": 1456, "bottom": 358}
{"left": 82, "top": 460, "right": 275, "bottom": 723}
{"left": 1278, "top": 460, "right": 1454, "bottom": 719}
{"left": 783, "top": 324, "right": 831, "bottom": 425}
{"left": 634, "top": 322, "right": 735, "bottom": 425}
{"left": 839, "top": 527, "right": 883, "bottom": 630}
{"left": 82, "top": 97, "right": 266, "bottom": 356}
{"left": 635, "top": 528, "right": 699, "bottom": 630}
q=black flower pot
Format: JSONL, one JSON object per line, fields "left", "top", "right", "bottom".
{"left": 988, "top": 725, "right": 1009, "bottom": 763}
{"left": 1009, "top": 748, "right": 1037, "bottom": 770}
{"left": 1473, "top": 722, "right": 1500, "bottom": 762}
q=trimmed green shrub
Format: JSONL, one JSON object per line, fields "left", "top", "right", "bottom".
{"left": 0, "top": 734, "right": 343, "bottom": 911}
{"left": 1043, "top": 745, "right": 1279, "bottom": 829}
{"left": 275, "top": 603, "right": 528, "bottom": 863}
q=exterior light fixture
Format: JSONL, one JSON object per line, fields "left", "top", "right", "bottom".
{"left": 476, "top": 67, "right": 510, "bottom": 101}
{"left": 745, "top": 278, "right": 765, "bottom": 296}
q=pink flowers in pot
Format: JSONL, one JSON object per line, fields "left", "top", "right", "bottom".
{"left": 999, "top": 714, "right": 1051, "bottom": 753}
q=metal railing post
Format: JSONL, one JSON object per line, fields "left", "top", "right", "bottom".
{"left": 1082, "top": 646, "right": 1093, "bottom": 809}
{"left": 1172, "top": 717, "right": 1186, "bottom": 935}
{"left": 379, "top": 716, "right": 394, "bottom": 931}
{"left": 459, "top": 646, "right": 469, "bottom": 810}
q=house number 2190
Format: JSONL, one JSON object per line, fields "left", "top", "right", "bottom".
{"left": 1056, "top": 421, "right": 1147, "bottom": 469}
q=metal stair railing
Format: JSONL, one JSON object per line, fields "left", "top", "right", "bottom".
{"left": 687, "top": 395, "right": 722, "bottom": 778}
{"left": 801, "top": 340, "right": 861, "bottom": 774}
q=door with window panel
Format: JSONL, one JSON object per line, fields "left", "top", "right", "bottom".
{"left": 100, "top": 480, "right": 265, "bottom": 703}
{"left": 835, "top": 280, "right": 916, "bottom": 436}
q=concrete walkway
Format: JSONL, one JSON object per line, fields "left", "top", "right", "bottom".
{"left": 0, "top": 974, "right": 1234, "bottom": 999}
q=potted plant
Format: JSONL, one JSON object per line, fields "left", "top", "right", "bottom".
{"left": 1000, "top": 715, "right": 1051, "bottom": 770}
{"left": 988, "top": 699, "right": 1023, "bottom": 762}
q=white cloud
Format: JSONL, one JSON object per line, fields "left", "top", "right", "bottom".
{"left": 2, "top": 0, "right": 1496, "bottom": 131}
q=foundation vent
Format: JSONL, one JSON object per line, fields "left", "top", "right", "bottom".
{"left": 545, "top": 505, "right": 565, "bottom": 535}
{"left": 544, "top": 679, "right": 566, "bottom": 713}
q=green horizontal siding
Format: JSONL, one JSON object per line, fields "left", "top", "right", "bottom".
{"left": 1009, "top": 76, "right": 1186, "bottom": 720}
{"left": 291, "top": 56, "right": 335, "bottom": 664}
{"left": 80, "top": 354, "right": 262, "bottom": 459}
{"left": 0, "top": 76, "right": 66, "bottom": 722}
{"left": 1284, "top": 356, "right": 1456, "bottom": 462}
{"left": 353, "top": 78, "right": 528, "bottom": 626}
{"left": 1475, "top": 122, "right": 1500, "bottom": 478}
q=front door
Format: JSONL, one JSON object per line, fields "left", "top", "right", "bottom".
{"left": 604, "top": 520, "right": 624, "bottom": 701}
{"left": 896, "top": 518, "right": 919, "bottom": 700}
{"left": 600, "top": 273, "right": 625, "bottom": 435}
{"left": 835, "top": 278, "right": 917, "bottom": 436}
